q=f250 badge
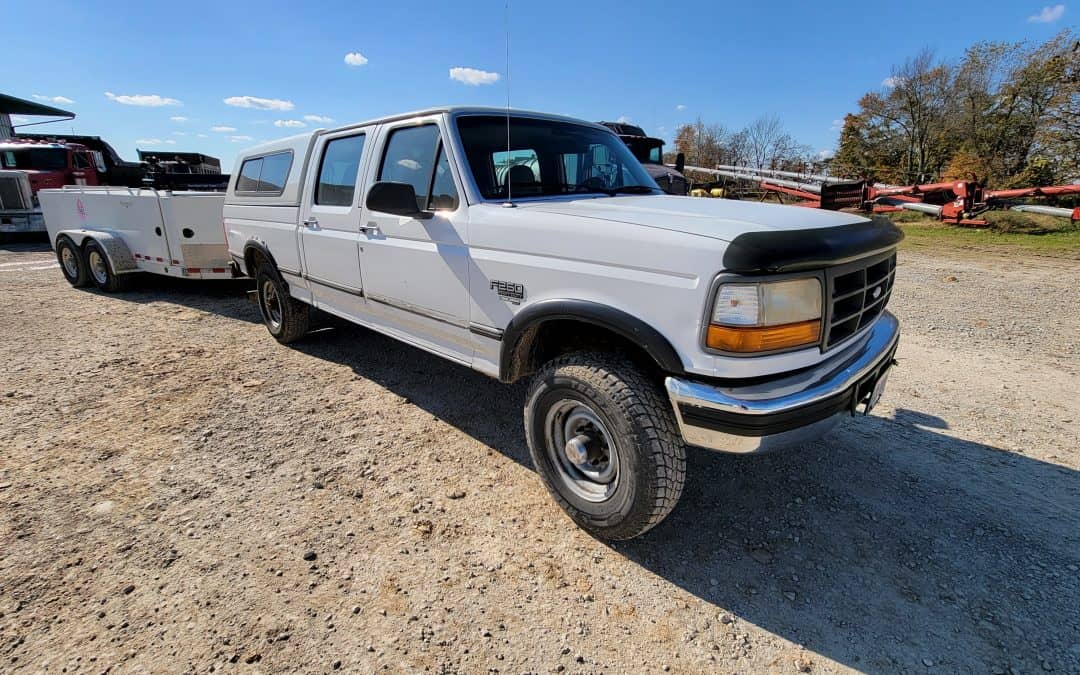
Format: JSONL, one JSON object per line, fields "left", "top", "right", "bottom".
{"left": 490, "top": 280, "right": 525, "bottom": 305}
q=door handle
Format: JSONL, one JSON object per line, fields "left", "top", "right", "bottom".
{"left": 359, "top": 222, "right": 380, "bottom": 233}
{"left": 303, "top": 217, "right": 319, "bottom": 229}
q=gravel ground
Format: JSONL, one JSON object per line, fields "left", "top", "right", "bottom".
{"left": 0, "top": 238, "right": 1077, "bottom": 674}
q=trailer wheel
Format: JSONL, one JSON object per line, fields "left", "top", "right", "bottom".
{"left": 55, "top": 236, "right": 90, "bottom": 288}
{"left": 256, "top": 268, "right": 309, "bottom": 343}
{"left": 524, "top": 352, "right": 686, "bottom": 540}
{"left": 84, "top": 240, "right": 129, "bottom": 293}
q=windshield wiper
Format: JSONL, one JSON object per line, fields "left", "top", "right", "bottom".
{"left": 568, "top": 183, "right": 660, "bottom": 196}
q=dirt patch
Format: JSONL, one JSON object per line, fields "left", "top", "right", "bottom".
{"left": 0, "top": 239, "right": 1077, "bottom": 673}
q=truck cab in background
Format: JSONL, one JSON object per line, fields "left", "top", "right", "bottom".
{"left": 0, "top": 138, "right": 102, "bottom": 233}
{"left": 599, "top": 121, "right": 689, "bottom": 195}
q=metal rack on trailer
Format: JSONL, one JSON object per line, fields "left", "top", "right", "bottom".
{"left": 38, "top": 185, "right": 238, "bottom": 292}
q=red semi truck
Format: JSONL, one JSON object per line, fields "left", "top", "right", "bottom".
{"left": 0, "top": 138, "right": 103, "bottom": 233}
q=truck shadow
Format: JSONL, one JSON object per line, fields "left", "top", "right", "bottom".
{"left": 293, "top": 321, "right": 1079, "bottom": 673}
{"left": 83, "top": 274, "right": 262, "bottom": 324}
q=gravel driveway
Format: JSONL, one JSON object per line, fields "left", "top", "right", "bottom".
{"left": 0, "top": 239, "right": 1077, "bottom": 674}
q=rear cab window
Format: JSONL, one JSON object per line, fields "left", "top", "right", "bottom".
{"left": 376, "top": 124, "right": 459, "bottom": 211}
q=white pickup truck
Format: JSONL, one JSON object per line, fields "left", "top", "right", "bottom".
{"left": 221, "top": 107, "right": 902, "bottom": 539}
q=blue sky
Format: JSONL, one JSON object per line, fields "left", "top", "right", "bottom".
{"left": 6, "top": 0, "right": 1072, "bottom": 170}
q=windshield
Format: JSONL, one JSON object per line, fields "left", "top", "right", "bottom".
{"left": 456, "top": 115, "right": 660, "bottom": 200}
{"left": 0, "top": 148, "right": 68, "bottom": 171}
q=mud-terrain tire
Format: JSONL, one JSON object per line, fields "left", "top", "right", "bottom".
{"left": 256, "top": 267, "right": 309, "bottom": 344}
{"left": 56, "top": 236, "right": 90, "bottom": 288}
{"left": 84, "top": 240, "right": 129, "bottom": 293}
{"left": 524, "top": 352, "right": 686, "bottom": 540}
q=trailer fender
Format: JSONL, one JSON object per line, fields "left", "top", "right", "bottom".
{"left": 56, "top": 229, "right": 139, "bottom": 275}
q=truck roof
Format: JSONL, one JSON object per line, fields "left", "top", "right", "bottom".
{"left": 236, "top": 106, "right": 608, "bottom": 157}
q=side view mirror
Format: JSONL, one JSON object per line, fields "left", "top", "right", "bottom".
{"left": 366, "top": 181, "right": 432, "bottom": 219}
{"left": 674, "top": 152, "right": 686, "bottom": 174}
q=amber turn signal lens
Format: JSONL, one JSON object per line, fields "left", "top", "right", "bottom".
{"left": 706, "top": 320, "right": 821, "bottom": 353}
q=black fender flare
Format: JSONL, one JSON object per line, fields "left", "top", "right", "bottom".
{"left": 242, "top": 240, "right": 282, "bottom": 279}
{"left": 499, "top": 299, "right": 685, "bottom": 382}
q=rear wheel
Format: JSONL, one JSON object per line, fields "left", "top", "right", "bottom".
{"left": 55, "top": 236, "right": 90, "bottom": 287}
{"left": 84, "top": 240, "right": 129, "bottom": 292}
{"left": 256, "top": 267, "right": 309, "bottom": 343}
{"left": 524, "top": 352, "right": 686, "bottom": 540}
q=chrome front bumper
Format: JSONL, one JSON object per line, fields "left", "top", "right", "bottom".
{"left": 665, "top": 312, "right": 900, "bottom": 453}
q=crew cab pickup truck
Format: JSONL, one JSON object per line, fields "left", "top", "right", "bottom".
{"left": 225, "top": 107, "right": 902, "bottom": 540}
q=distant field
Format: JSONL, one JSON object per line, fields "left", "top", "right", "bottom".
{"left": 890, "top": 210, "right": 1080, "bottom": 257}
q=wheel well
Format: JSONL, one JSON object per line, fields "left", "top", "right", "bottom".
{"left": 504, "top": 319, "right": 663, "bottom": 383}
{"left": 243, "top": 245, "right": 271, "bottom": 277}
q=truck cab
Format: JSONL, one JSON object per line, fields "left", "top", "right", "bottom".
{"left": 224, "top": 107, "right": 901, "bottom": 540}
{"left": 0, "top": 139, "right": 102, "bottom": 233}
{"left": 599, "top": 121, "right": 689, "bottom": 195}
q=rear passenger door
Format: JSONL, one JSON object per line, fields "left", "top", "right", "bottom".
{"left": 299, "top": 129, "right": 369, "bottom": 318}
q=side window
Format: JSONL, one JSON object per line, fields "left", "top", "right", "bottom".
{"left": 258, "top": 152, "right": 292, "bottom": 193}
{"left": 237, "top": 157, "right": 262, "bottom": 192}
{"left": 315, "top": 134, "right": 366, "bottom": 206}
{"left": 378, "top": 125, "right": 440, "bottom": 211}
{"left": 73, "top": 153, "right": 90, "bottom": 169}
{"left": 429, "top": 146, "right": 459, "bottom": 210}
{"left": 236, "top": 152, "right": 293, "bottom": 194}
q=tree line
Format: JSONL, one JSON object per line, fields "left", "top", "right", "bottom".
{"left": 673, "top": 29, "right": 1078, "bottom": 188}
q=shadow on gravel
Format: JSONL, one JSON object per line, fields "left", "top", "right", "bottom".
{"left": 290, "top": 325, "right": 1080, "bottom": 672}
{"left": 77, "top": 274, "right": 261, "bottom": 324}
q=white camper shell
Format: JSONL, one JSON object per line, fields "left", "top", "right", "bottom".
{"left": 39, "top": 186, "right": 233, "bottom": 284}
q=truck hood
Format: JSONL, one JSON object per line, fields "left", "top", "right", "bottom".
{"left": 516, "top": 194, "right": 868, "bottom": 242}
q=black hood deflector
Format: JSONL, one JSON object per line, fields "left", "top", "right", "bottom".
{"left": 721, "top": 216, "right": 904, "bottom": 274}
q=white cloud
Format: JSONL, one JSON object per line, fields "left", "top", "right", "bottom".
{"left": 817, "top": 149, "right": 836, "bottom": 160}
{"left": 675, "top": 104, "right": 686, "bottom": 112}
{"left": 229, "top": 135, "right": 254, "bottom": 143}
{"left": 615, "top": 115, "right": 632, "bottom": 124}
{"left": 211, "top": 125, "right": 237, "bottom": 132}
{"left": 397, "top": 158, "right": 422, "bottom": 171}
{"left": 274, "top": 119, "right": 307, "bottom": 128}
{"left": 223, "top": 95, "right": 294, "bottom": 111}
{"left": 10, "top": 115, "right": 29, "bottom": 124}
{"left": 196, "top": 133, "right": 209, "bottom": 138}
{"left": 1028, "top": 4, "right": 1065, "bottom": 22}
{"left": 882, "top": 76, "right": 902, "bottom": 88}
{"left": 344, "top": 52, "right": 369, "bottom": 67}
{"left": 33, "top": 94, "right": 75, "bottom": 105}
{"left": 449, "top": 67, "right": 499, "bottom": 86}
{"left": 830, "top": 118, "right": 844, "bottom": 132}
{"left": 136, "top": 138, "right": 177, "bottom": 146}
{"left": 105, "top": 91, "right": 182, "bottom": 106}
{"left": 170, "top": 116, "right": 189, "bottom": 122}
{"left": 172, "top": 131, "right": 188, "bottom": 136}
{"left": 304, "top": 114, "right": 333, "bottom": 123}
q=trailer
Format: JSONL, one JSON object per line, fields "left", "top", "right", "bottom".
{"left": 38, "top": 186, "right": 236, "bottom": 291}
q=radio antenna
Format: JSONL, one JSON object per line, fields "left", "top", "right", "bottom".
{"left": 503, "top": 0, "right": 514, "bottom": 207}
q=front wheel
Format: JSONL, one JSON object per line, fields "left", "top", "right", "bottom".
{"left": 256, "top": 268, "right": 309, "bottom": 343}
{"left": 524, "top": 352, "right": 686, "bottom": 540}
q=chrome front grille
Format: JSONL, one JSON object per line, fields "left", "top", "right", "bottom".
{"left": 824, "top": 251, "right": 896, "bottom": 349}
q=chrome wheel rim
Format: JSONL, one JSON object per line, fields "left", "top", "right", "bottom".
{"left": 261, "top": 279, "right": 282, "bottom": 331}
{"left": 60, "top": 246, "right": 79, "bottom": 278}
{"left": 544, "top": 399, "right": 620, "bottom": 503}
{"left": 88, "top": 250, "right": 108, "bottom": 285}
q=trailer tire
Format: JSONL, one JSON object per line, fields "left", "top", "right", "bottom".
{"left": 524, "top": 352, "right": 686, "bottom": 540}
{"left": 55, "top": 236, "right": 91, "bottom": 288}
{"left": 256, "top": 268, "right": 309, "bottom": 344}
{"left": 84, "top": 240, "right": 129, "bottom": 293}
